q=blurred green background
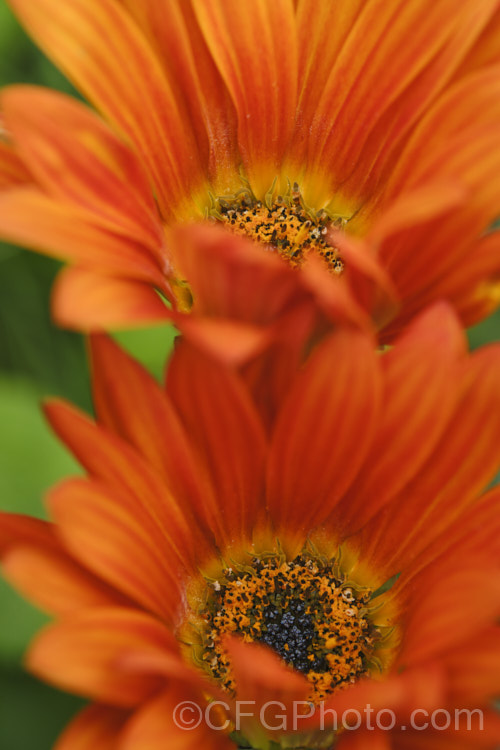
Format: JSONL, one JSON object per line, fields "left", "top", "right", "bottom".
{"left": 0, "top": 1, "right": 498, "bottom": 748}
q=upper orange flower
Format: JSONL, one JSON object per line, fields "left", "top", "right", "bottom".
{"left": 0, "top": 0, "right": 499, "bottom": 335}
{"left": 1, "top": 304, "right": 500, "bottom": 750}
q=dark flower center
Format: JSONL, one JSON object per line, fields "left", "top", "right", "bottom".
{"left": 196, "top": 553, "right": 380, "bottom": 703}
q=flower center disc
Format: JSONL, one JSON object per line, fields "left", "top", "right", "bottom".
{"left": 197, "top": 554, "right": 379, "bottom": 703}
{"left": 213, "top": 185, "right": 345, "bottom": 273}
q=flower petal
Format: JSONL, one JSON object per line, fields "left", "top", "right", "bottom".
{"left": 52, "top": 267, "right": 171, "bottom": 331}
{"left": 0, "top": 512, "right": 57, "bottom": 553}
{"left": 0, "top": 515, "right": 123, "bottom": 615}
{"left": 8, "top": 0, "right": 207, "bottom": 217}
{"left": 337, "top": 304, "right": 466, "bottom": 531}
{"left": 337, "top": 732, "right": 391, "bottom": 750}
{"left": 397, "top": 562, "right": 500, "bottom": 667}
{"left": 120, "top": 686, "right": 234, "bottom": 750}
{"left": 43, "top": 399, "right": 205, "bottom": 568}
{"left": 298, "top": 665, "right": 444, "bottom": 732}
{"left": 225, "top": 637, "right": 309, "bottom": 746}
{"left": 3, "top": 545, "right": 129, "bottom": 615}
{"left": 168, "top": 224, "right": 303, "bottom": 325}
{"left": 362, "top": 344, "right": 500, "bottom": 575}
{"left": 294, "top": 0, "right": 498, "bottom": 207}
{"left": 411, "top": 230, "right": 500, "bottom": 330}
{"left": 0, "top": 189, "right": 165, "bottom": 283}
{"left": 48, "top": 478, "right": 184, "bottom": 622}
{"left": 0, "top": 141, "right": 32, "bottom": 188}
{"left": 267, "top": 328, "right": 381, "bottom": 540}
{"left": 193, "top": 0, "right": 297, "bottom": 197}
{"left": 166, "top": 341, "right": 267, "bottom": 547}
{"left": 27, "top": 607, "right": 178, "bottom": 705}
{"left": 2, "top": 86, "right": 164, "bottom": 251}
{"left": 444, "top": 627, "right": 500, "bottom": 705}
{"left": 89, "top": 334, "right": 211, "bottom": 526}
{"left": 118, "top": 0, "right": 240, "bottom": 193}
{"left": 55, "top": 704, "right": 129, "bottom": 750}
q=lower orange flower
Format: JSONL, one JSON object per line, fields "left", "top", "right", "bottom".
{"left": 1, "top": 304, "right": 499, "bottom": 750}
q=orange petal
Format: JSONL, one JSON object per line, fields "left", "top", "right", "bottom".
{"left": 388, "top": 67, "right": 500, "bottom": 200}
{"left": 444, "top": 627, "right": 500, "bottom": 705}
{"left": 0, "top": 512, "right": 57, "bottom": 554}
{"left": 226, "top": 637, "right": 309, "bottom": 746}
{"left": 379, "top": 129, "right": 500, "bottom": 307}
{"left": 363, "top": 344, "right": 500, "bottom": 574}
{"left": 337, "top": 304, "right": 465, "bottom": 530}
{"left": 419, "top": 230, "right": 500, "bottom": 329}
{"left": 397, "top": 564, "right": 500, "bottom": 667}
{"left": 89, "top": 334, "right": 211, "bottom": 524}
{"left": 173, "top": 314, "right": 271, "bottom": 366}
{"left": 298, "top": 665, "right": 444, "bottom": 732}
{"left": 400, "top": 486, "right": 500, "bottom": 582}
{"left": 456, "top": 6, "right": 500, "bottom": 75}
{"left": 299, "top": 253, "right": 373, "bottom": 331}
{"left": 43, "top": 399, "right": 203, "bottom": 567}
{"left": 8, "top": 0, "right": 207, "bottom": 218}
{"left": 27, "top": 607, "right": 178, "bottom": 706}
{"left": 166, "top": 340, "right": 267, "bottom": 547}
{"left": 0, "top": 188, "right": 165, "bottom": 283}
{"left": 119, "top": 0, "right": 240, "bottom": 193}
{"left": 338, "top": 1, "right": 500, "bottom": 203}
{"left": 55, "top": 704, "right": 129, "bottom": 750}
{"left": 337, "top": 732, "right": 391, "bottom": 750}
{"left": 2, "top": 86, "right": 163, "bottom": 250}
{"left": 0, "top": 141, "right": 32, "bottom": 188}
{"left": 193, "top": 0, "right": 297, "bottom": 196}
{"left": 392, "top": 713, "right": 500, "bottom": 750}
{"left": 267, "top": 328, "right": 381, "bottom": 540}
{"left": 48, "top": 478, "right": 184, "bottom": 622}
{"left": 3, "top": 545, "right": 129, "bottom": 615}
{"left": 120, "top": 685, "right": 234, "bottom": 750}
{"left": 295, "top": 0, "right": 497, "bottom": 206}
{"left": 168, "top": 223, "right": 301, "bottom": 324}
{"left": 52, "top": 267, "right": 170, "bottom": 331}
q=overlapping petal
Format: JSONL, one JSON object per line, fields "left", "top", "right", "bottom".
{"left": 7, "top": 0, "right": 208, "bottom": 218}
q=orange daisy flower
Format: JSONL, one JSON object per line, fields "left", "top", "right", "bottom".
{"left": 0, "top": 0, "right": 499, "bottom": 335}
{"left": 1, "top": 304, "right": 499, "bottom": 750}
